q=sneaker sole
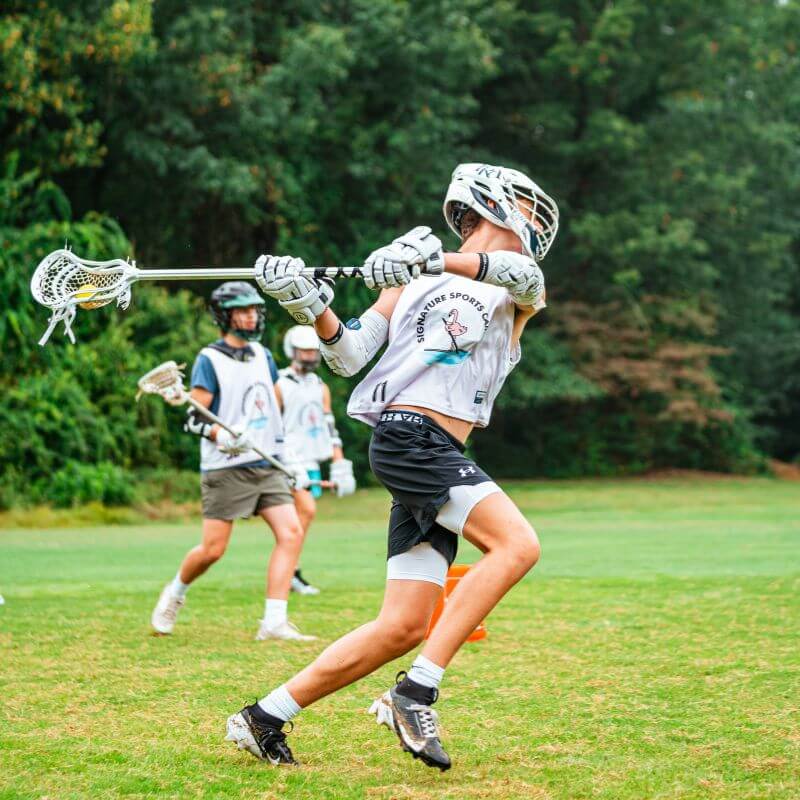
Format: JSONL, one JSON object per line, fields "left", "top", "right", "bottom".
{"left": 368, "top": 694, "right": 451, "bottom": 772}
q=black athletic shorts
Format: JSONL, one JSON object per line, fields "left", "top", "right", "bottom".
{"left": 369, "top": 410, "right": 493, "bottom": 566}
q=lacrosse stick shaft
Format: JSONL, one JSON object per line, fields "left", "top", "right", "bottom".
{"left": 185, "top": 397, "right": 325, "bottom": 486}
{"left": 136, "top": 266, "right": 364, "bottom": 281}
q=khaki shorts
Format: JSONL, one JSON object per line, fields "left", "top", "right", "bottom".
{"left": 201, "top": 465, "right": 293, "bottom": 520}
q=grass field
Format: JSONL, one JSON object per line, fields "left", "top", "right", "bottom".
{"left": 1, "top": 477, "right": 798, "bottom": 800}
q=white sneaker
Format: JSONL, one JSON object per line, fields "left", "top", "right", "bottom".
{"left": 291, "top": 573, "right": 321, "bottom": 595}
{"left": 151, "top": 584, "right": 184, "bottom": 634}
{"left": 255, "top": 619, "right": 317, "bottom": 642}
{"left": 0, "top": 594, "right": 5, "bottom": 605}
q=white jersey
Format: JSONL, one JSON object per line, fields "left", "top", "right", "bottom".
{"left": 276, "top": 368, "right": 334, "bottom": 463}
{"left": 348, "top": 273, "right": 521, "bottom": 428}
{"left": 199, "top": 343, "right": 284, "bottom": 471}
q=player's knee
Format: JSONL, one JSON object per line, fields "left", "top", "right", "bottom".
{"left": 381, "top": 616, "right": 428, "bottom": 654}
{"left": 203, "top": 540, "right": 228, "bottom": 562}
{"left": 299, "top": 503, "right": 316, "bottom": 527}
{"left": 295, "top": 491, "right": 315, "bottom": 516}
{"left": 513, "top": 525, "right": 540, "bottom": 572}
{"left": 500, "top": 521, "right": 539, "bottom": 575}
{"left": 277, "top": 522, "right": 305, "bottom": 550}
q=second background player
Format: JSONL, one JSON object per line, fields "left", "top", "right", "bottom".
{"left": 275, "top": 325, "right": 356, "bottom": 594}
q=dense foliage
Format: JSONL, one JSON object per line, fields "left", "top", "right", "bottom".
{"left": 2, "top": 1, "right": 798, "bottom": 504}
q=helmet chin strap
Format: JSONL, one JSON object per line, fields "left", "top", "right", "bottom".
{"left": 294, "top": 356, "right": 320, "bottom": 373}
{"left": 227, "top": 307, "right": 266, "bottom": 342}
{"left": 232, "top": 329, "right": 261, "bottom": 342}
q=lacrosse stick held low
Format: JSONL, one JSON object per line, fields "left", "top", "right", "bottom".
{"left": 136, "top": 361, "right": 331, "bottom": 489}
{"left": 30, "top": 248, "right": 367, "bottom": 345}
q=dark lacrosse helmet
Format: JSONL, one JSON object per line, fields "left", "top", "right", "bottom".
{"left": 209, "top": 282, "right": 266, "bottom": 341}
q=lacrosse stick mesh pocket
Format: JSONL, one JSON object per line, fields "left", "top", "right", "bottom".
{"left": 31, "top": 249, "right": 134, "bottom": 344}
{"left": 136, "top": 361, "right": 188, "bottom": 406}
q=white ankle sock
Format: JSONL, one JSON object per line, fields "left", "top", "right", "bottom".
{"left": 170, "top": 572, "right": 190, "bottom": 599}
{"left": 258, "top": 684, "right": 302, "bottom": 722}
{"left": 407, "top": 654, "right": 445, "bottom": 690}
{"left": 264, "top": 598, "right": 287, "bottom": 628}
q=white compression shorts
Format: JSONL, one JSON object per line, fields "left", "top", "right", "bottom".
{"left": 387, "top": 542, "right": 449, "bottom": 586}
{"left": 386, "top": 481, "right": 501, "bottom": 586}
{"left": 435, "top": 481, "right": 501, "bottom": 535}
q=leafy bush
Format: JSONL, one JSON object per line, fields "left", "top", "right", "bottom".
{"left": 39, "top": 461, "right": 135, "bottom": 508}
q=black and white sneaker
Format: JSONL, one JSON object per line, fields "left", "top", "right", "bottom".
{"left": 368, "top": 672, "right": 451, "bottom": 771}
{"left": 291, "top": 569, "right": 320, "bottom": 595}
{"left": 225, "top": 704, "right": 298, "bottom": 766}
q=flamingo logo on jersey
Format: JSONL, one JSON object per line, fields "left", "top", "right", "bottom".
{"left": 416, "top": 290, "right": 491, "bottom": 365}
{"left": 420, "top": 308, "right": 475, "bottom": 364}
{"left": 422, "top": 308, "right": 470, "bottom": 365}
{"left": 242, "top": 381, "right": 272, "bottom": 429}
{"left": 300, "top": 402, "right": 325, "bottom": 440}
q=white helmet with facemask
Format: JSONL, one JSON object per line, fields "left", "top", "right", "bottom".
{"left": 443, "top": 163, "right": 559, "bottom": 262}
{"left": 283, "top": 325, "right": 321, "bottom": 373}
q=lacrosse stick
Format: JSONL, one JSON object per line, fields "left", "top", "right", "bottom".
{"left": 136, "top": 361, "right": 330, "bottom": 489}
{"left": 31, "top": 248, "right": 367, "bottom": 345}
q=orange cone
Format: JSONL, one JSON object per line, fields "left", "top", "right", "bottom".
{"left": 424, "top": 564, "right": 487, "bottom": 642}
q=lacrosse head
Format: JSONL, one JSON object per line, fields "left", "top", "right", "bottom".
{"left": 443, "top": 163, "right": 559, "bottom": 262}
{"left": 31, "top": 248, "right": 136, "bottom": 345}
{"left": 136, "top": 361, "right": 188, "bottom": 406}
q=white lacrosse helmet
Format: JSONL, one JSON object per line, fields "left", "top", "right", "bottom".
{"left": 443, "top": 163, "right": 559, "bottom": 261}
{"left": 283, "top": 325, "right": 320, "bottom": 360}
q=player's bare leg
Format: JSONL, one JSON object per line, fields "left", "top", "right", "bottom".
{"left": 255, "top": 503, "right": 315, "bottom": 641}
{"left": 293, "top": 489, "right": 316, "bottom": 533}
{"left": 227, "top": 578, "right": 440, "bottom": 761}
{"left": 286, "top": 578, "right": 441, "bottom": 703}
{"left": 290, "top": 489, "right": 320, "bottom": 594}
{"left": 421, "top": 492, "right": 539, "bottom": 667}
{"left": 151, "top": 519, "right": 232, "bottom": 634}
{"left": 259, "top": 504, "right": 305, "bottom": 598}
{"left": 179, "top": 519, "right": 234, "bottom": 582}
{"left": 371, "top": 494, "right": 539, "bottom": 771}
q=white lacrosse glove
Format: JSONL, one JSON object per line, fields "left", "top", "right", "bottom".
{"left": 362, "top": 243, "right": 417, "bottom": 290}
{"left": 329, "top": 458, "right": 356, "bottom": 497}
{"left": 393, "top": 226, "right": 444, "bottom": 276}
{"left": 287, "top": 463, "right": 311, "bottom": 491}
{"left": 215, "top": 427, "right": 256, "bottom": 457}
{"left": 254, "top": 255, "right": 335, "bottom": 324}
{"left": 280, "top": 447, "right": 311, "bottom": 490}
{"left": 480, "top": 251, "right": 546, "bottom": 309}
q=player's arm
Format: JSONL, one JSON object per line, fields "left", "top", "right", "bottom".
{"left": 373, "top": 227, "right": 546, "bottom": 314}
{"left": 273, "top": 382, "right": 283, "bottom": 414}
{"left": 312, "top": 287, "right": 401, "bottom": 377}
{"left": 185, "top": 386, "right": 234, "bottom": 444}
{"left": 321, "top": 381, "right": 357, "bottom": 496}
{"left": 254, "top": 255, "right": 398, "bottom": 378}
{"left": 183, "top": 359, "right": 249, "bottom": 450}
{"left": 184, "top": 358, "right": 222, "bottom": 442}
{"left": 430, "top": 250, "right": 546, "bottom": 315}
{"left": 321, "top": 383, "right": 344, "bottom": 461}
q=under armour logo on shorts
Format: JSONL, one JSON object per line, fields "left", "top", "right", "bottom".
{"left": 459, "top": 466, "right": 476, "bottom": 477}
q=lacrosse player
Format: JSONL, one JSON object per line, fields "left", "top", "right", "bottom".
{"left": 150, "top": 282, "right": 316, "bottom": 642}
{"left": 225, "top": 163, "right": 557, "bottom": 769}
{"left": 276, "top": 325, "right": 356, "bottom": 595}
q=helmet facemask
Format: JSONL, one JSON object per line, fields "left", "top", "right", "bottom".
{"left": 443, "top": 163, "right": 559, "bottom": 262}
{"left": 210, "top": 281, "right": 266, "bottom": 342}
{"left": 293, "top": 349, "right": 321, "bottom": 373}
{"left": 283, "top": 325, "right": 321, "bottom": 372}
{"left": 228, "top": 306, "right": 266, "bottom": 342}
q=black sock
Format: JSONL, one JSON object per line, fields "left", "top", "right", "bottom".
{"left": 395, "top": 675, "right": 438, "bottom": 705}
{"left": 248, "top": 703, "right": 284, "bottom": 729}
